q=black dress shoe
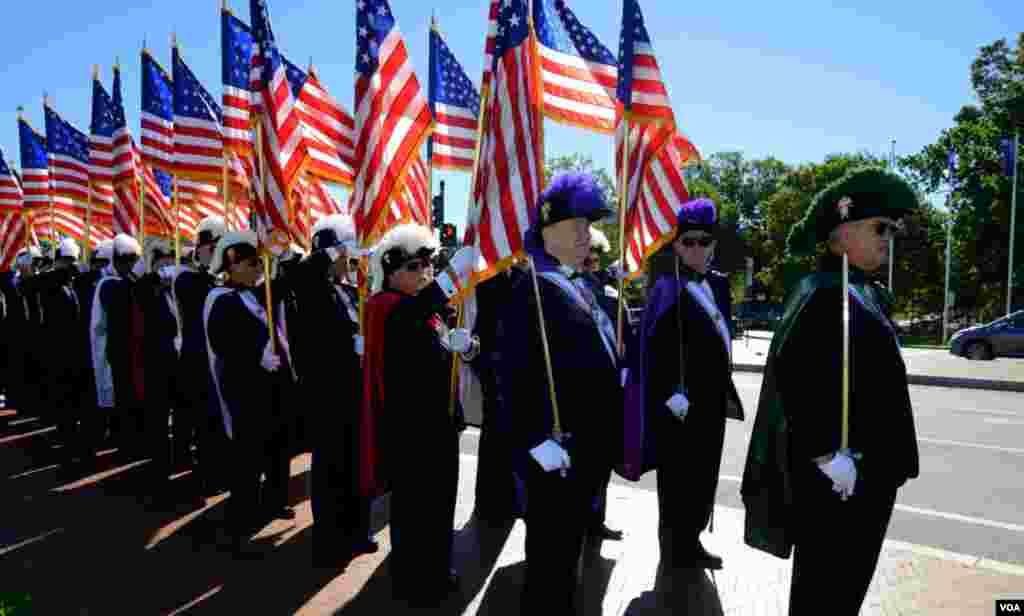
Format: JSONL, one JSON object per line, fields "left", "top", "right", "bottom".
{"left": 589, "top": 524, "right": 624, "bottom": 542}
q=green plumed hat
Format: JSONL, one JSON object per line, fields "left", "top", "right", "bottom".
{"left": 786, "top": 166, "right": 918, "bottom": 257}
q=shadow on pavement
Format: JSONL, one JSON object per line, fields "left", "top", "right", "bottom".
{"left": 622, "top": 563, "right": 724, "bottom": 615}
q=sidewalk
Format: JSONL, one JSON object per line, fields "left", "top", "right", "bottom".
{"left": 732, "top": 331, "right": 1024, "bottom": 392}
{"left": 1, "top": 416, "right": 1022, "bottom": 614}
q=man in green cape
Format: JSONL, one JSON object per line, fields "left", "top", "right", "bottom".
{"left": 741, "top": 167, "right": 921, "bottom": 615}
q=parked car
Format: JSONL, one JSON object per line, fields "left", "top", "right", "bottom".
{"left": 735, "top": 301, "right": 783, "bottom": 331}
{"left": 949, "top": 310, "right": 1024, "bottom": 360}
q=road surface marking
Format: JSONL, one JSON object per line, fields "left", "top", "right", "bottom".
{"left": 917, "top": 436, "right": 1024, "bottom": 455}
{"left": 718, "top": 474, "right": 1024, "bottom": 533}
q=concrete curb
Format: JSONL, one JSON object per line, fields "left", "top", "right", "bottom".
{"left": 733, "top": 363, "right": 1024, "bottom": 393}
{"left": 883, "top": 539, "right": 1024, "bottom": 577}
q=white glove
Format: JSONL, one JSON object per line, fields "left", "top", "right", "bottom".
{"left": 666, "top": 392, "right": 690, "bottom": 421}
{"left": 435, "top": 247, "right": 480, "bottom": 298}
{"left": 447, "top": 328, "right": 475, "bottom": 354}
{"left": 260, "top": 342, "right": 282, "bottom": 372}
{"left": 353, "top": 334, "right": 364, "bottom": 357}
{"left": 817, "top": 450, "right": 858, "bottom": 500}
{"left": 621, "top": 368, "right": 629, "bottom": 387}
{"left": 529, "top": 439, "right": 571, "bottom": 473}
{"left": 173, "top": 336, "right": 182, "bottom": 354}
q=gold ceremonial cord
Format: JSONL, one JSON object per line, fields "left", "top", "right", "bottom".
{"left": 528, "top": 256, "right": 562, "bottom": 440}
{"left": 616, "top": 114, "right": 631, "bottom": 357}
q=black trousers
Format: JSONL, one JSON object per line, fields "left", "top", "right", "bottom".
{"left": 311, "top": 415, "right": 369, "bottom": 559}
{"left": 521, "top": 449, "right": 601, "bottom": 615}
{"left": 655, "top": 406, "right": 727, "bottom": 560}
{"left": 389, "top": 429, "right": 459, "bottom": 600}
{"left": 788, "top": 466, "right": 898, "bottom": 616}
{"left": 226, "top": 422, "right": 291, "bottom": 539}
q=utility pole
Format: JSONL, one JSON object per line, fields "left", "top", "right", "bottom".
{"left": 1008, "top": 129, "right": 1019, "bottom": 316}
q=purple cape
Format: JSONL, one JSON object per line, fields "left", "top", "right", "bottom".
{"left": 619, "top": 273, "right": 684, "bottom": 481}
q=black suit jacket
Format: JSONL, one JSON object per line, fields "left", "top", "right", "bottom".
{"left": 498, "top": 274, "right": 623, "bottom": 466}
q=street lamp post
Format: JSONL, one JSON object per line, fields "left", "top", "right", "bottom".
{"left": 943, "top": 217, "right": 952, "bottom": 345}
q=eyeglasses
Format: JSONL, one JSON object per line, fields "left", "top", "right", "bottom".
{"left": 873, "top": 221, "right": 901, "bottom": 238}
{"left": 403, "top": 259, "right": 432, "bottom": 272}
{"left": 678, "top": 236, "right": 715, "bottom": 248}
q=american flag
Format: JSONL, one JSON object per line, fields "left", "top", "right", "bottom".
{"left": 284, "top": 59, "right": 357, "bottom": 187}
{"left": 110, "top": 66, "right": 136, "bottom": 185}
{"left": 617, "top": 0, "right": 674, "bottom": 124}
{"left": 30, "top": 208, "right": 113, "bottom": 248}
{"left": 0, "top": 155, "right": 26, "bottom": 269}
{"left": 394, "top": 155, "right": 430, "bottom": 228}
{"left": 1, "top": 212, "right": 29, "bottom": 271}
{"left": 481, "top": 0, "right": 499, "bottom": 93}
{"left": 250, "top": 0, "right": 309, "bottom": 249}
{"left": 614, "top": 0, "right": 700, "bottom": 278}
{"left": 179, "top": 177, "right": 248, "bottom": 232}
{"left": 534, "top": 0, "right": 618, "bottom": 134}
{"left": 173, "top": 43, "right": 225, "bottom": 184}
{"left": 466, "top": 0, "right": 542, "bottom": 281}
{"left": 0, "top": 152, "right": 21, "bottom": 212}
{"left": 352, "top": 0, "right": 434, "bottom": 246}
{"left": 428, "top": 19, "right": 481, "bottom": 173}
{"left": 91, "top": 74, "right": 135, "bottom": 236}
{"left": 222, "top": 8, "right": 256, "bottom": 155}
{"left": 18, "top": 118, "right": 50, "bottom": 208}
{"left": 44, "top": 104, "right": 92, "bottom": 205}
{"left": 141, "top": 49, "right": 175, "bottom": 172}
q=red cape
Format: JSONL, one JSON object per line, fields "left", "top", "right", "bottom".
{"left": 358, "top": 290, "right": 403, "bottom": 498}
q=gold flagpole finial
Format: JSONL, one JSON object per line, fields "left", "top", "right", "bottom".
{"left": 171, "top": 31, "right": 178, "bottom": 48}
{"left": 431, "top": 11, "right": 439, "bottom": 31}
{"left": 308, "top": 55, "right": 315, "bottom": 74}
{"left": 92, "top": 64, "right": 100, "bottom": 80}
{"left": 16, "top": 105, "right": 24, "bottom": 120}
{"left": 114, "top": 56, "right": 121, "bottom": 71}
{"left": 142, "top": 37, "right": 148, "bottom": 55}
{"left": 222, "top": 0, "right": 230, "bottom": 12}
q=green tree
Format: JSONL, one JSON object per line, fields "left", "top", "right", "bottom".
{"left": 901, "top": 33, "right": 1024, "bottom": 317}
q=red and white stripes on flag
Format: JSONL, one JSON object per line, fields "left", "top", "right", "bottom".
{"left": 352, "top": 0, "right": 434, "bottom": 246}
{"left": 0, "top": 214, "right": 29, "bottom": 270}
{"left": 615, "top": 121, "right": 700, "bottom": 277}
{"left": 393, "top": 155, "right": 430, "bottom": 228}
{"left": 298, "top": 70, "right": 357, "bottom": 187}
{"left": 481, "top": 0, "right": 499, "bottom": 93}
{"left": 31, "top": 208, "right": 113, "bottom": 248}
{"left": 466, "top": 0, "right": 542, "bottom": 284}
{"left": 179, "top": 178, "right": 248, "bottom": 232}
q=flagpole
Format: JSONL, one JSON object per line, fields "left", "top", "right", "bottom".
{"left": 889, "top": 139, "right": 896, "bottom": 292}
{"left": 841, "top": 252, "right": 850, "bottom": 451}
{"left": 85, "top": 179, "right": 93, "bottom": 263}
{"left": 138, "top": 162, "right": 145, "bottom": 248}
{"left": 1007, "top": 129, "right": 1019, "bottom": 316}
{"left": 527, "top": 8, "right": 562, "bottom": 446}
{"left": 223, "top": 155, "right": 232, "bottom": 231}
{"left": 173, "top": 175, "right": 181, "bottom": 265}
{"left": 44, "top": 95, "right": 56, "bottom": 259}
{"left": 615, "top": 115, "right": 631, "bottom": 356}
{"left": 255, "top": 112, "right": 275, "bottom": 351}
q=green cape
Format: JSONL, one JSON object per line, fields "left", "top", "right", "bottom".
{"left": 739, "top": 270, "right": 890, "bottom": 559}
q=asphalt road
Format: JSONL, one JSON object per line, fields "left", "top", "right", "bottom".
{"left": 459, "top": 374, "right": 1024, "bottom": 566}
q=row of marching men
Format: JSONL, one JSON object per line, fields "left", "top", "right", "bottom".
{"left": 0, "top": 166, "right": 922, "bottom": 615}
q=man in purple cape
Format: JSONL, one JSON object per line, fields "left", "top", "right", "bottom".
{"left": 620, "top": 197, "right": 744, "bottom": 570}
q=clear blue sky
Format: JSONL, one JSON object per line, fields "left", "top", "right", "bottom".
{"left": 1, "top": 0, "right": 1019, "bottom": 234}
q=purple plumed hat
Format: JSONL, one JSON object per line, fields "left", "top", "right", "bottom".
{"left": 525, "top": 172, "right": 612, "bottom": 258}
{"left": 674, "top": 197, "right": 717, "bottom": 236}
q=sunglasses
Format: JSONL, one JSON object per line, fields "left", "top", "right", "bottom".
{"left": 678, "top": 236, "right": 715, "bottom": 248}
{"left": 873, "top": 221, "right": 901, "bottom": 238}
{"left": 403, "top": 258, "right": 432, "bottom": 273}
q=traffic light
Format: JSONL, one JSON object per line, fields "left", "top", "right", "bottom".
{"left": 432, "top": 180, "right": 446, "bottom": 229}
{"left": 441, "top": 223, "right": 458, "bottom": 249}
